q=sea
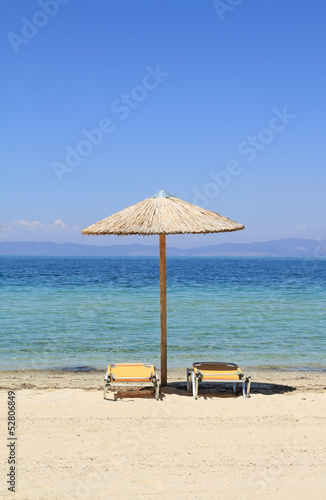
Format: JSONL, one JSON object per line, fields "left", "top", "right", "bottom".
{"left": 0, "top": 256, "right": 325, "bottom": 372}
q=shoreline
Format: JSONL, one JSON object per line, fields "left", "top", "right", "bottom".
{"left": 1, "top": 367, "right": 325, "bottom": 393}
{"left": 1, "top": 362, "right": 325, "bottom": 373}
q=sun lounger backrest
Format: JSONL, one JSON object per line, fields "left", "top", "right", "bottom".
{"left": 108, "top": 363, "right": 154, "bottom": 382}
{"left": 193, "top": 362, "right": 242, "bottom": 380}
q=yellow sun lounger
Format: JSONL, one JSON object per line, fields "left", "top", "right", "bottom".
{"left": 104, "top": 363, "right": 160, "bottom": 400}
{"left": 187, "top": 362, "right": 251, "bottom": 399}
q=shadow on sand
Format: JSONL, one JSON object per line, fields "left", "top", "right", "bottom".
{"left": 167, "top": 381, "right": 296, "bottom": 397}
{"left": 110, "top": 380, "right": 296, "bottom": 400}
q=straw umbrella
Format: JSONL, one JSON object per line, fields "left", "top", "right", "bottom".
{"left": 82, "top": 188, "right": 244, "bottom": 386}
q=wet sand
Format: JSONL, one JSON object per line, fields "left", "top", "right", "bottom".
{"left": 0, "top": 367, "right": 325, "bottom": 393}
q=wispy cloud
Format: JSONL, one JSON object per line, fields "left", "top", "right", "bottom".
{"left": 15, "top": 218, "right": 67, "bottom": 230}
{"left": 291, "top": 224, "right": 307, "bottom": 232}
{"left": 0, "top": 219, "right": 80, "bottom": 241}
{"left": 270, "top": 224, "right": 321, "bottom": 240}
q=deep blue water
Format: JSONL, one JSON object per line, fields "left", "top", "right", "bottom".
{"left": 0, "top": 256, "right": 325, "bottom": 371}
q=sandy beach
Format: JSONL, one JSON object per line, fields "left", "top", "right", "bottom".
{"left": 1, "top": 369, "right": 326, "bottom": 499}
{"left": 2, "top": 0, "right": 326, "bottom": 498}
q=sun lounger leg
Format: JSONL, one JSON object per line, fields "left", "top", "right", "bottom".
{"left": 233, "top": 383, "right": 236, "bottom": 394}
{"left": 187, "top": 369, "right": 191, "bottom": 392}
{"left": 155, "top": 381, "right": 160, "bottom": 400}
{"left": 192, "top": 373, "right": 199, "bottom": 399}
{"left": 246, "top": 377, "right": 251, "bottom": 398}
{"left": 242, "top": 381, "right": 246, "bottom": 397}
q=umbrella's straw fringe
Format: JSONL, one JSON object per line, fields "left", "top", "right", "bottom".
{"left": 82, "top": 196, "right": 244, "bottom": 235}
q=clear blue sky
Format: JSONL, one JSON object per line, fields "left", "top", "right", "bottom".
{"left": 1, "top": 0, "right": 325, "bottom": 247}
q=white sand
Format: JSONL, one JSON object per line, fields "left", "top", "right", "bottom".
{"left": 1, "top": 370, "right": 326, "bottom": 499}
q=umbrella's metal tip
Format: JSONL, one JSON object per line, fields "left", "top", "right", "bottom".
{"left": 151, "top": 188, "right": 175, "bottom": 198}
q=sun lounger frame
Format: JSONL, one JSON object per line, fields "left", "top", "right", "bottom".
{"left": 187, "top": 362, "right": 251, "bottom": 399}
{"left": 104, "top": 363, "right": 160, "bottom": 400}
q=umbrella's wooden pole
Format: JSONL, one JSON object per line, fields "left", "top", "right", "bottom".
{"left": 160, "top": 234, "right": 167, "bottom": 387}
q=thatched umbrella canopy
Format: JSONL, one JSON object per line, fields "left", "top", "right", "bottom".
{"left": 82, "top": 188, "right": 244, "bottom": 386}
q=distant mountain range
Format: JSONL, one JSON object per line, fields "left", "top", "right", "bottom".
{"left": 0, "top": 239, "right": 325, "bottom": 257}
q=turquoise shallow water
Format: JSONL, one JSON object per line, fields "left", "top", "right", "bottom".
{"left": 0, "top": 256, "right": 325, "bottom": 371}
